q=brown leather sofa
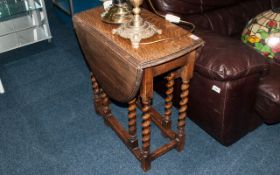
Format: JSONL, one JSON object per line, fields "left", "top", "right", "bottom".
{"left": 145, "top": 0, "right": 280, "bottom": 146}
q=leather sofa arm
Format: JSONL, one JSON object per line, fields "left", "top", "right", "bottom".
{"left": 193, "top": 30, "right": 269, "bottom": 81}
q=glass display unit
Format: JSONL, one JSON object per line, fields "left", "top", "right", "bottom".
{"left": 0, "top": 0, "right": 52, "bottom": 53}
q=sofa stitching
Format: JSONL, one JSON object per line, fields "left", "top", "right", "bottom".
{"left": 200, "top": 0, "right": 204, "bottom": 13}
{"left": 221, "top": 81, "right": 228, "bottom": 141}
{"left": 203, "top": 14, "right": 215, "bottom": 31}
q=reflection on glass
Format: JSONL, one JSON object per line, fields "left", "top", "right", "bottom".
{"left": 0, "top": 0, "right": 42, "bottom": 21}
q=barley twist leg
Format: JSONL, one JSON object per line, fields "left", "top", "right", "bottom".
{"left": 99, "top": 88, "right": 112, "bottom": 125}
{"left": 91, "top": 73, "right": 103, "bottom": 115}
{"left": 141, "top": 98, "right": 152, "bottom": 171}
{"left": 128, "top": 98, "right": 138, "bottom": 148}
{"left": 162, "top": 72, "right": 175, "bottom": 129}
{"left": 176, "top": 80, "right": 189, "bottom": 151}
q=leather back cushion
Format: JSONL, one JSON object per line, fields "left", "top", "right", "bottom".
{"left": 147, "top": 0, "right": 276, "bottom": 36}
{"left": 148, "top": 0, "right": 243, "bottom": 14}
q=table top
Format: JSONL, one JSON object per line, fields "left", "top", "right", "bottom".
{"left": 73, "top": 7, "right": 204, "bottom": 69}
{"left": 73, "top": 7, "right": 204, "bottom": 102}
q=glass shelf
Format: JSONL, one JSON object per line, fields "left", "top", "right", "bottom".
{"left": 0, "top": 0, "right": 42, "bottom": 22}
{"left": 0, "top": 12, "right": 43, "bottom": 37}
{"left": 0, "top": 15, "right": 51, "bottom": 52}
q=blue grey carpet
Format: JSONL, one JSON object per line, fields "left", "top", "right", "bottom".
{"left": 0, "top": 1, "right": 280, "bottom": 175}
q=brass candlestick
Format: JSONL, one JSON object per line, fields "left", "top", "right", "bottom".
{"left": 101, "top": 0, "right": 133, "bottom": 24}
{"left": 112, "top": 0, "right": 162, "bottom": 48}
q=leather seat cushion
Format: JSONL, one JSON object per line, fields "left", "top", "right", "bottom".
{"left": 256, "top": 63, "right": 280, "bottom": 124}
{"left": 191, "top": 30, "right": 268, "bottom": 81}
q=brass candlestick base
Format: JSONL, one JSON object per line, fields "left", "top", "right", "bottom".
{"left": 101, "top": 2, "right": 133, "bottom": 24}
{"left": 112, "top": 0, "right": 162, "bottom": 48}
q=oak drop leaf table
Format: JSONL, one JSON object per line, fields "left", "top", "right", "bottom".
{"left": 73, "top": 7, "right": 204, "bottom": 171}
